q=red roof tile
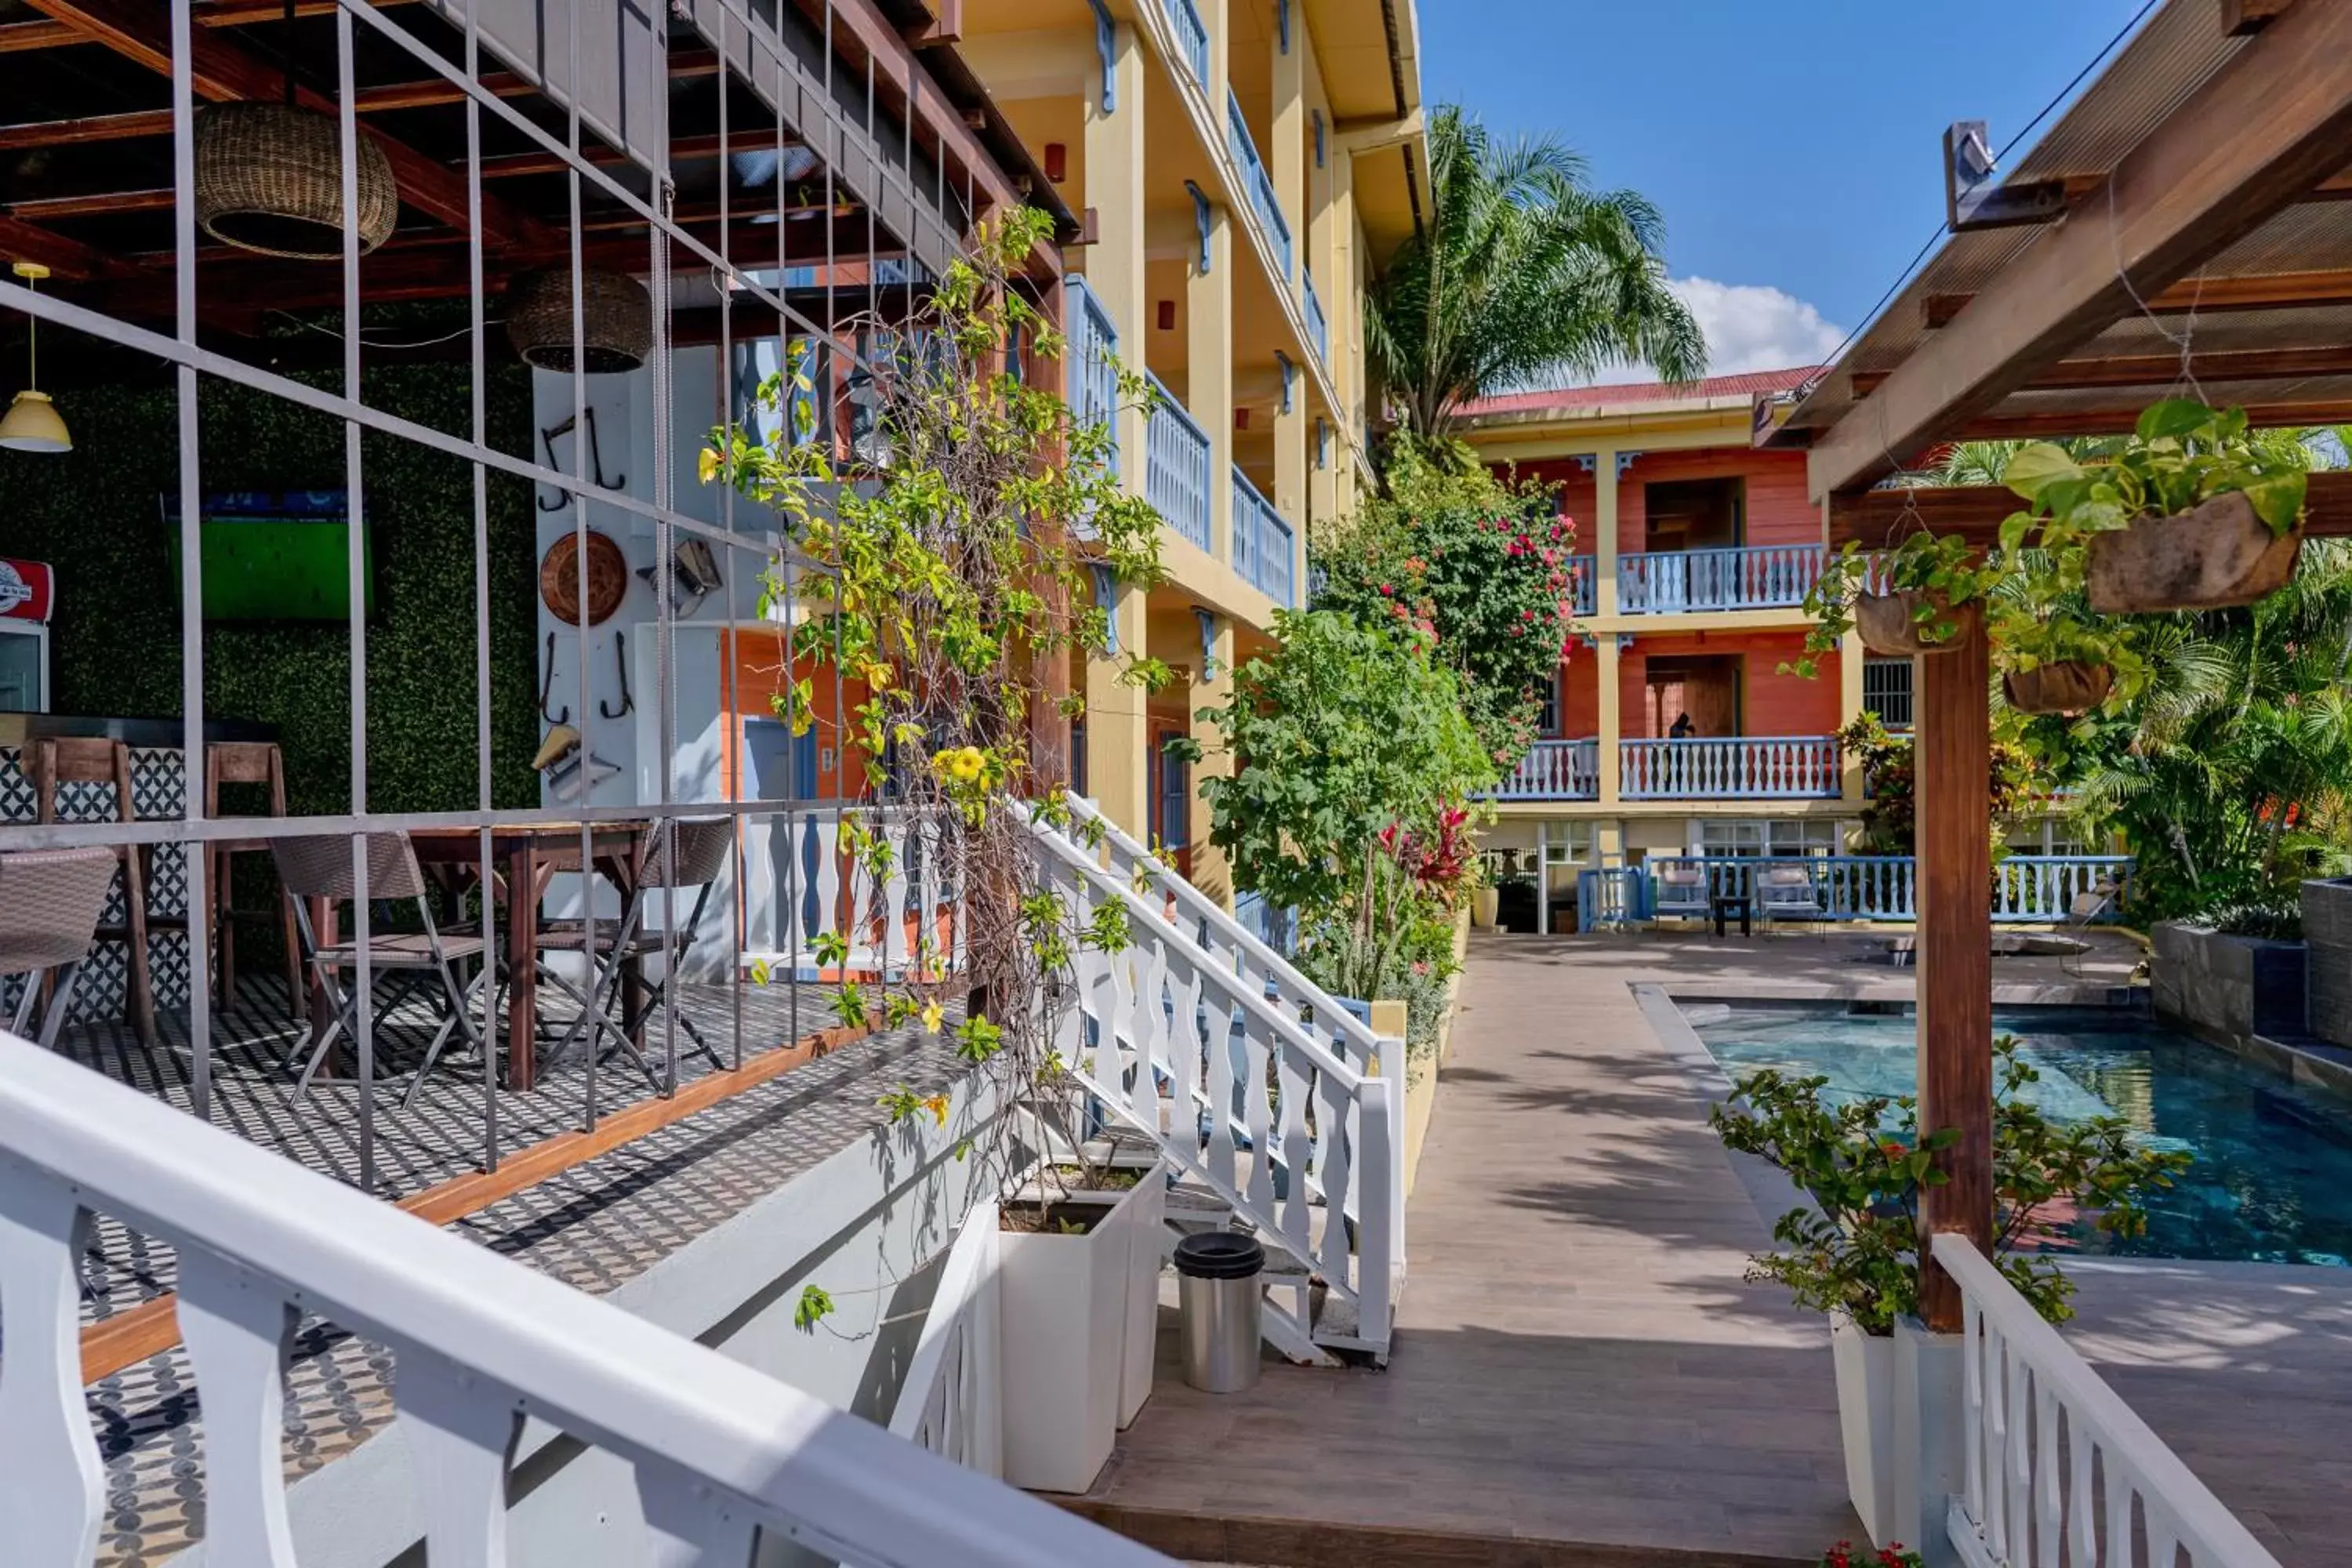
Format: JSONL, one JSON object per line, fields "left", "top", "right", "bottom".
{"left": 1459, "top": 366, "right": 1823, "bottom": 419}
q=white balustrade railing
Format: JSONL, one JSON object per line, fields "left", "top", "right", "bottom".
{"left": 1937, "top": 1233, "right": 2281, "bottom": 1568}
{"left": 1621, "top": 735, "right": 1842, "bottom": 799}
{"left": 1485, "top": 738, "right": 1599, "bottom": 800}
{"left": 739, "top": 804, "right": 965, "bottom": 981}
{"left": 1145, "top": 372, "right": 1213, "bottom": 554}
{"left": 1162, "top": 0, "right": 1210, "bottom": 85}
{"left": 890, "top": 1196, "right": 1003, "bottom": 1479}
{"left": 1565, "top": 553, "right": 1597, "bottom": 615}
{"left": 0, "top": 1033, "right": 1168, "bottom": 1567}
{"left": 1618, "top": 543, "right": 1825, "bottom": 613}
{"left": 1994, "top": 855, "right": 2132, "bottom": 923}
{"left": 1302, "top": 267, "right": 1329, "bottom": 364}
{"left": 1033, "top": 798, "right": 1400, "bottom": 1355}
{"left": 1227, "top": 89, "right": 1293, "bottom": 279}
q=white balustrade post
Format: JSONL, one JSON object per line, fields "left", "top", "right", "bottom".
{"left": 1894, "top": 1316, "right": 1966, "bottom": 1568}
{"left": 1356, "top": 1076, "right": 1398, "bottom": 1348}
{"left": 177, "top": 1249, "right": 302, "bottom": 1567}
{"left": 0, "top": 1162, "right": 103, "bottom": 1565}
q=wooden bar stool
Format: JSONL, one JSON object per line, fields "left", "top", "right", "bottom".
{"left": 205, "top": 741, "right": 303, "bottom": 1020}
{"left": 30, "top": 738, "right": 184, "bottom": 1046}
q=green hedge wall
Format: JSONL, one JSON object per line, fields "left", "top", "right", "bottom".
{"left": 0, "top": 366, "right": 541, "bottom": 815}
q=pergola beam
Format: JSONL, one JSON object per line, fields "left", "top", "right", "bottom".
{"left": 0, "top": 0, "right": 420, "bottom": 54}
{"left": 1849, "top": 343, "right": 2352, "bottom": 399}
{"left": 21, "top": 0, "right": 558, "bottom": 252}
{"left": 1807, "top": 0, "right": 2352, "bottom": 499}
{"left": 0, "top": 213, "right": 144, "bottom": 281}
{"left": 1919, "top": 265, "right": 2352, "bottom": 328}
{"left": 1828, "top": 469, "right": 2352, "bottom": 549}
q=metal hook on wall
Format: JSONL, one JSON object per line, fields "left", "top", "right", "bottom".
{"left": 536, "top": 407, "right": 627, "bottom": 510}
{"left": 599, "top": 630, "right": 635, "bottom": 720}
{"left": 539, "top": 630, "right": 569, "bottom": 723}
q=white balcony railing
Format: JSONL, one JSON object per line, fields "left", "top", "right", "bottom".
{"left": 1162, "top": 0, "right": 1209, "bottom": 85}
{"left": 1621, "top": 735, "right": 1841, "bottom": 799}
{"left": 1618, "top": 543, "right": 1825, "bottom": 613}
{"left": 1565, "top": 553, "right": 1596, "bottom": 616}
{"left": 890, "top": 1196, "right": 1004, "bottom": 1475}
{"left": 1938, "top": 1232, "right": 2281, "bottom": 1568}
{"left": 1486, "top": 738, "right": 1600, "bottom": 800}
{"left": 1145, "top": 372, "right": 1213, "bottom": 553}
{"left": 1232, "top": 466, "right": 1295, "bottom": 605}
{"left": 739, "top": 804, "right": 966, "bottom": 978}
{"left": 1065, "top": 274, "right": 1121, "bottom": 481}
{"left": 1227, "top": 92, "right": 1293, "bottom": 280}
{"left": 1302, "top": 267, "right": 1329, "bottom": 364}
{"left": 0, "top": 1032, "right": 1167, "bottom": 1567}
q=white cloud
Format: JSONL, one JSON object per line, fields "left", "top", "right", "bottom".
{"left": 1666, "top": 277, "right": 1845, "bottom": 377}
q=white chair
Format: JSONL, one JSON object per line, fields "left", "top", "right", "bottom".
{"left": 1757, "top": 863, "right": 1825, "bottom": 935}
{"left": 1653, "top": 864, "right": 1708, "bottom": 928}
{"left": 2060, "top": 877, "right": 2120, "bottom": 978}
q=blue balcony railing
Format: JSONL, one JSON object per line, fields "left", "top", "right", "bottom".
{"left": 1230, "top": 466, "right": 1295, "bottom": 604}
{"left": 1483, "top": 739, "right": 1599, "bottom": 800}
{"left": 1145, "top": 372, "right": 1212, "bottom": 553}
{"left": 1618, "top": 543, "right": 1825, "bottom": 614}
{"left": 1163, "top": 0, "right": 1209, "bottom": 85}
{"left": 1227, "top": 91, "right": 1293, "bottom": 280}
{"left": 1565, "top": 554, "right": 1596, "bottom": 616}
{"left": 1629, "top": 855, "right": 2134, "bottom": 924}
{"left": 1302, "top": 267, "right": 1329, "bottom": 365}
{"left": 1621, "top": 735, "right": 1840, "bottom": 799}
{"left": 1065, "top": 274, "right": 1120, "bottom": 480}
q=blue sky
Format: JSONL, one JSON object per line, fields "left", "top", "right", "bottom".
{"left": 1418, "top": 0, "right": 2153, "bottom": 379}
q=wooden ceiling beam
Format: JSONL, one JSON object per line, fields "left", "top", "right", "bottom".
{"left": 20, "top": 0, "right": 558, "bottom": 252}
{"left": 0, "top": 212, "right": 143, "bottom": 280}
{"left": 0, "top": 0, "right": 420, "bottom": 54}
{"left": 1920, "top": 265, "right": 2352, "bottom": 330}
{"left": 1809, "top": 0, "right": 2352, "bottom": 499}
{"left": 1849, "top": 343, "right": 2352, "bottom": 399}
{"left": 0, "top": 50, "right": 723, "bottom": 152}
{"left": 1830, "top": 469, "right": 2352, "bottom": 550}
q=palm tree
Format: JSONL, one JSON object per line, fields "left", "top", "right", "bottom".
{"left": 1364, "top": 106, "right": 1704, "bottom": 441}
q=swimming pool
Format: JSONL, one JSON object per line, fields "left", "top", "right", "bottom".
{"left": 1684, "top": 1002, "right": 2352, "bottom": 1268}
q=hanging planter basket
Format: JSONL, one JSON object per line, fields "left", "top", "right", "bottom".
{"left": 505, "top": 270, "right": 654, "bottom": 374}
{"left": 1855, "top": 589, "right": 1962, "bottom": 656}
{"left": 195, "top": 103, "right": 400, "bottom": 260}
{"left": 2002, "top": 660, "right": 2113, "bottom": 716}
{"left": 2086, "top": 489, "right": 2303, "bottom": 614}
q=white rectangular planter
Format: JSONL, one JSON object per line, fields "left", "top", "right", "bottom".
{"left": 1831, "top": 1313, "right": 1898, "bottom": 1548}
{"left": 997, "top": 1167, "right": 1160, "bottom": 1494}
{"left": 1116, "top": 1162, "right": 1167, "bottom": 1429}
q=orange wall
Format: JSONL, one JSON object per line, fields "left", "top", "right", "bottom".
{"left": 1615, "top": 631, "right": 1840, "bottom": 739}
{"left": 1506, "top": 445, "right": 1816, "bottom": 555}
{"left": 722, "top": 627, "right": 874, "bottom": 801}
{"left": 1551, "top": 648, "right": 1601, "bottom": 737}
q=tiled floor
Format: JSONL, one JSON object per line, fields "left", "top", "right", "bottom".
{"left": 36, "top": 979, "right": 967, "bottom": 1567}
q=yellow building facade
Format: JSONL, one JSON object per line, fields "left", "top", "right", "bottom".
{"left": 960, "top": 0, "right": 1427, "bottom": 901}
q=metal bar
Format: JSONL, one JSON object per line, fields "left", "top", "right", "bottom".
{"left": 464, "top": 0, "right": 496, "bottom": 1174}
{"left": 170, "top": 0, "right": 211, "bottom": 1123}
{"left": 338, "top": 0, "right": 375, "bottom": 1193}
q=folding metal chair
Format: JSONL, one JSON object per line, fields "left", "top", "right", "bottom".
{"left": 2060, "top": 878, "right": 2120, "bottom": 978}
{"left": 1653, "top": 864, "right": 1708, "bottom": 928}
{"left": 0, "top": 848, "right": 122, "bottom": 1050}
{"left": 271, "top": 833, "right": 489, "bottom": 1109}
{"left": 535, "top": 818, "right": 733, "bottom": 1087}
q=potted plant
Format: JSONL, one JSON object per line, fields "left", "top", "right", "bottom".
{"left": 1710, "top": 1042, "right": 2189, "bottom": 1548}
{"left": 1795, "top": 531, "right": 2002, "bottom": 666}
{"left": 1985, "top": 592, "right": 2143, "bottom": 717}
{"left": 1997, "top": 400, "right": 2307, "bottom": 614}
{"left": 708, "top": 209, "right": 1180, "bottom": 1494}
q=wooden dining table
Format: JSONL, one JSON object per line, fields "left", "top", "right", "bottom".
{"left": 407, "top": 822, "right": 647, "bottom": 1091}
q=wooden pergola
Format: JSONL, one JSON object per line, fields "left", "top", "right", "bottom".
{"left": 1758, "top": 0, "right": 2352, "bottom": 1330}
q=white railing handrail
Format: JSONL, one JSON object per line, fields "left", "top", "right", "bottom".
{"left": 1054, "top": 794, "right": 1385, "bottom": 1061}
{"left": 1621, "top": 732, "right": 1838, "bottom": 746}
{"left": 0, "top": 1033, "right": 1167, "bottom": 1568}
{"left": 890, "top": 1196, "right": 1002, "bottom": 1477}
{"left": 1027, "top": 810, "right": 1366, "bottom": 1091}
{"left": 1933, "top": 1232, "right": 2282, "bottom": 1568}
{"left": 1145, "top": 368, "right": 1209, "bottom": 448}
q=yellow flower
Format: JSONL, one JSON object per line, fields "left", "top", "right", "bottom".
{"left": 923, "top": 1093, "right": 951, "bottom": 1127}
{"left": 921, "top": 998, "right": 946, "bottom": 1033}
{"left": 697, "top": 446, "right": 723, "bottom": 485}
{"left": 931, "top": 748, "right": 954, "bottom": 773}
{"left": 949, "top": 746, "right": 985, "bottom": 782}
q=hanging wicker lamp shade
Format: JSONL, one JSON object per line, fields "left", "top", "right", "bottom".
{"left": 194, "top": 103, "right": 400, "bottom": 260}
{"left": 505, "top": 270, "right": 654, "bottom": 374}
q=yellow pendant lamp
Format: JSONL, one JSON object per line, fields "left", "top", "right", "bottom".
{"left": 1, "top": 261, "right": 71, "bottom": 454}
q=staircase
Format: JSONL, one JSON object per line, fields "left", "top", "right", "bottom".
{"left": 1027, "top": 797, "right": 1405, "bottom": 1364}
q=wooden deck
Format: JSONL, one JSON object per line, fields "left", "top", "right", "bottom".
{"left": 1077, "top": 930, "right": 2352, "bottom": 1566}
{"left": 1074, "top": 935, "right": 1864, "bottom": 1566}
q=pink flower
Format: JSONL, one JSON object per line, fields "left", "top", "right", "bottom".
{"left": 1520, "top": 608, "right": 1535, "bottom": 620}
{"left": 1378, "top": 582, "right": 1393, "bottom": 595}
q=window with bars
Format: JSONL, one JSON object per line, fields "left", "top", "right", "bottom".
{"left": 1863, "top": 657, "right": 1914, "bottom": 729}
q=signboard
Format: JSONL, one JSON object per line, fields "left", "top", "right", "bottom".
{"left": 0, "top": 558, "right": 53, "bottom": 622}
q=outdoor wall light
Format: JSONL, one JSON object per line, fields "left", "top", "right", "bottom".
{"left": 0, "top": 261, "right": 71, "bottom": 454}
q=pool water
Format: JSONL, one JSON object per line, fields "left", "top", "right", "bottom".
{"left": 1687, "top": 1003, "right": 2352, "bottom": 1267}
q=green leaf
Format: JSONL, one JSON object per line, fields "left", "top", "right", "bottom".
{"left": 2000, "top": 442, "right": 2085, "bottom": 503}
{"left": 2135, "top": 398, "right": 2214, "bottom": 444}
{"left": 2234, "top": 470, "right": 2307, "bottom": 535}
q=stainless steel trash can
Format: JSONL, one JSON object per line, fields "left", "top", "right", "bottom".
{"left": 1174, "top": 1231, "right": 1264, "bottom": 1394}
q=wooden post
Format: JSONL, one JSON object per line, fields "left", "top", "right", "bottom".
{"left": 1915, "top": 606, "right": 1993, "bottom": 1332}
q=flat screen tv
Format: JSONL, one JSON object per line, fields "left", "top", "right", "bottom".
{"left": 161, "top": 490, "right": 376, "bottom": 621}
